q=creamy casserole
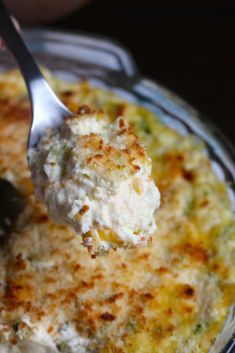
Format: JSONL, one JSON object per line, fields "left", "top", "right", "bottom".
{"left": 0, "top": 69, "right": 234, "bottom": 352}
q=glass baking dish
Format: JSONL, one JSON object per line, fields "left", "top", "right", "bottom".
{"left": 0, "top": 28, "right": 234, "bottom": 353}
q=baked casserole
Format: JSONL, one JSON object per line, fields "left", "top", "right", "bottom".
{"left": 0, "top": 69, "right": 234, "bottom": 352}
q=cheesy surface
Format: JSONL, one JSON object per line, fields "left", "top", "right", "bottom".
{"left": 0, "top": 69, "right": 235, "bottom": 353}
{"left": 29, "top": 108, "right": 160, "bottom": 256}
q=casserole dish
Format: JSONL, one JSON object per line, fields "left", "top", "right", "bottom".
{"left": 0, "top": 29, "right": 234, "bottom": 353}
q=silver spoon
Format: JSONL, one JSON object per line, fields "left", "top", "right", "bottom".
{"left": 0, "top": 0, "right": 73, "bottom": 148}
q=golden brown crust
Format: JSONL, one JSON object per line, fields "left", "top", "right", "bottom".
{"left": 0, "top": 70, "right": 234, "bottom": 352}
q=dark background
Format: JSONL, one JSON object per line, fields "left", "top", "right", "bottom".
{"left": 50, "top": 1, "right": 235, "bottom": 142}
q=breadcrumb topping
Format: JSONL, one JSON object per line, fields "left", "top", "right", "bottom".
{"left": 0, "top": 70, "right": 234, "bottom": 353}
{"left": 29, "top": 106, "right": 160, "bottom": 256}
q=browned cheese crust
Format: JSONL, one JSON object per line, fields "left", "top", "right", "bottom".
{"left": 0, "top": 70, "right": 234, "bottom": 353}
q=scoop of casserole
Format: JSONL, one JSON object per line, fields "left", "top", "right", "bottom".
{"left": 29, "top": 106, "right": 160, "bottom": 256}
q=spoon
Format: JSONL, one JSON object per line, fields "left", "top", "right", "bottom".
{"left": 0, "top": 0, "right": 73, "bottom": 148}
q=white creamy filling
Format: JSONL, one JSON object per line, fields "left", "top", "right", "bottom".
{"left": 0, "top": 316, "right": 92, "bottom": 353}
{"left": 29, "top": 111, "right": 160, "bottom": 253}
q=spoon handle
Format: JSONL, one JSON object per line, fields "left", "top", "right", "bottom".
{"left": 0, "top": 0, "right": 44, "bottom": 92}
{"left": 0, "top": 0, "right": 71, "bottom": 148}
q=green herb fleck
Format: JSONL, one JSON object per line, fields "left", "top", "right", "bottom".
{"left": 194, "top": 323, "right": 202, "bottom": 334}
{"left": 56, "top": 342, "right": 69, "bottom": 352}
{"left": 127, "top": 319, "right": 137, "bottom": 333}
{"left": 138, "top": 119, "right": 152, "bottom": 135}
{"left": 12, "top": 322, "right": 19, "bottom": 332}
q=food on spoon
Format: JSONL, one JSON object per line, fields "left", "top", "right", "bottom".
{"left": 29, "top": 106, "right": 160, "bottom": 256}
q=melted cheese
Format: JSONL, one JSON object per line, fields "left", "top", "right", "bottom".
{"left": 0, "top": 70, "right": 234, "bottom": 353}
